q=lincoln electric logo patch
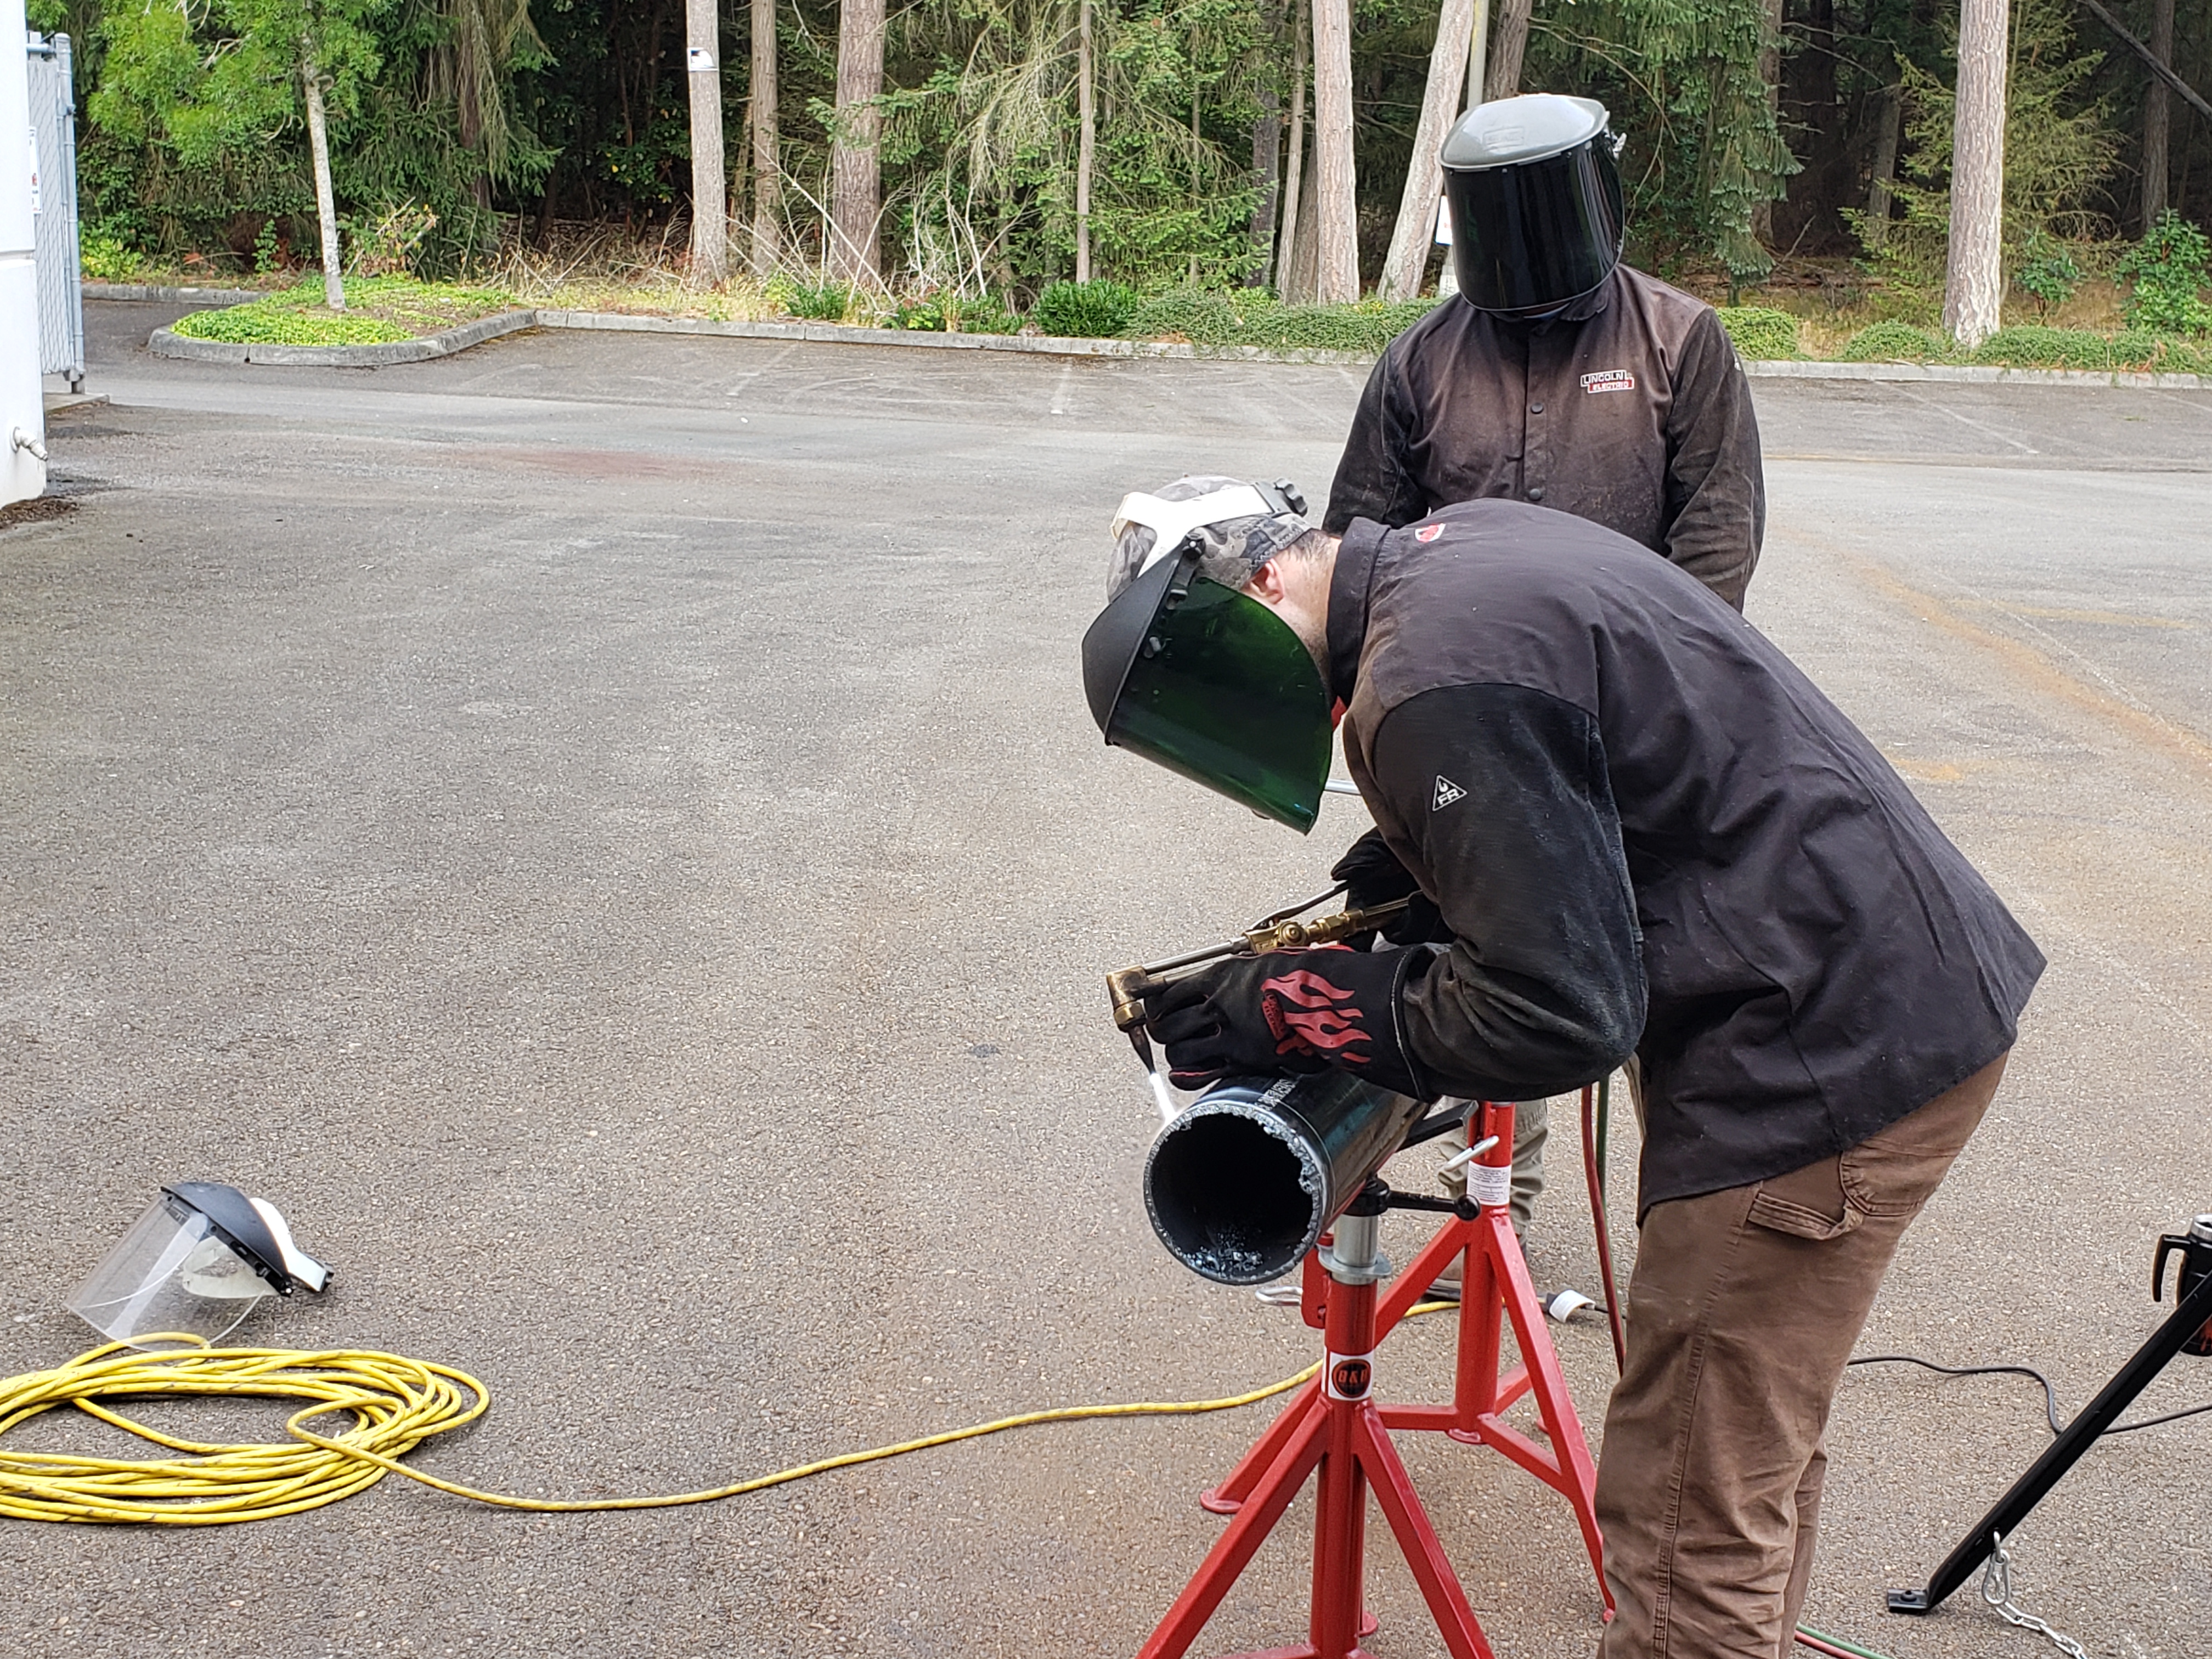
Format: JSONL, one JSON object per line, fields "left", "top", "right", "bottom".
{"left": 1582, "top": 368, "right": 1637, "bottom": 394}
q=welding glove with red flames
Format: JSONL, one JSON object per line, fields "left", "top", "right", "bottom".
{"left": 1142, "top": 945, "right": 1425, "bottom": 1097}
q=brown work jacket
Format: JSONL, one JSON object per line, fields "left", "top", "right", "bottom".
{"left": 1322, "top": 267, "right": 1765, "bottom": 610}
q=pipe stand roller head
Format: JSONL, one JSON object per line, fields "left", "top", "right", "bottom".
{"left": 1143, "top": 1073, "right": 1425, "bottom": 1285}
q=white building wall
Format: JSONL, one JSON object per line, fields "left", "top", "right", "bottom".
{"left": 2, "top": 0, "right": 49, "bottom": 506}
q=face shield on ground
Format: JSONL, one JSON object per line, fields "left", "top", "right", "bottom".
{"left": 1440, "top": 94, "right": 1626, "bottom": 316}
{"left": 65, "top": 1183, "right": 331, "bottom": 1347}
{"left": 1082, "top": 543, "right": 1333, "bottom": 833}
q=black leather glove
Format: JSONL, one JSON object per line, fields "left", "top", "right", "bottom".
{"left": 1143, "top": 945, "right": 1425, "bottom": 1097}
{"left": 1330, "top": 828, "right": 1450, "bottom": 946}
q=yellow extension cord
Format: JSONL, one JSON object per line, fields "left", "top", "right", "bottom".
{"left": 0, "top": 1317, "right": 1443, "bottom": 1526}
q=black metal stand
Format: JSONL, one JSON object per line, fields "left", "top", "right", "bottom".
{"left": 1887, "top": 1221, "right": 2212, "bottom": 1616}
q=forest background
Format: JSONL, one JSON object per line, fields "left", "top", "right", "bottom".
{"left": 30, "top": 0, "right": 2211, "bottom": 341}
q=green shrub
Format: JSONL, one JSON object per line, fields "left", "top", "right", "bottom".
{"left": 1033, "top": 279, "right": 1141, "bottom": 338}
{"left": 77, "top": 228, "right": 145, "bottom": 283}
{"left": 888, "top": 292, "right": 1023, "bottom": 335}
{"left": 2116, "top": 211, "right": 2212, "bottom": 334}
{"left": 2154, "top": 336, "right": 2212, "bottom": 375}
{"left": 1125, "top": 287, "right": 1244, "bottom": 344}
{"left": 345, "top": 200, "right": 440, "bottom": 278}
{"left": 172, "top": 304, "right": 413, "bottom": 346}
{"left": 773, "top": 279, "right": 854, "bottom": 323}
{"left": 1122, "top": 289, "right": 1440, "bottom": 354}
{"left": 2013, "top": 235, "right": 2083, "bottom": 314}
{"left": 1838, "top": 320, "right": 1949, "bottom": 362}
{"left": 1715, "top": 306, "right": 1802, "bottom": 360}
{"left": 1970, "top": 326, "right": 2120, "bottom": 369}
{"left": 1239, "top": 299, "right": 1441, "bottom": 353}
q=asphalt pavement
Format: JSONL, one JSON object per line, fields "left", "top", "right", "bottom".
{"left": 3, "top": 303, "right": 2209, "bottom": 1659}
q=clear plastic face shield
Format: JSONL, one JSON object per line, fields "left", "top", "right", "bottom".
{"left": 65, "top": 1183, "right": 331, "bottom": 1347}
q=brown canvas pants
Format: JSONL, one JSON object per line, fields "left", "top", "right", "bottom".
{"left": 1593, "top": 1054, "right": 2008, "bottom": 1659}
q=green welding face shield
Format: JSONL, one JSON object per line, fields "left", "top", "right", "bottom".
{"left": 1081, "top": 541, "right": 1333, "bottom": 833}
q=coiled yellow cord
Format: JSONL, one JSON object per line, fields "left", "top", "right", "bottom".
{"left": 0, "top": 1318, "right": 1448, "bottom": 1526}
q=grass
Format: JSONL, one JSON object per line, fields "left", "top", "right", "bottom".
{"left": 169, "top": 276, "right": 521, "bottom": 346}
{"left": 125, "top": 229, "right": 2212, "bottom": 373}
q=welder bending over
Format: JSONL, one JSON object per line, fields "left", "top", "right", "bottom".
{"left": 1081, "top": 479, "right": 2044, "bottom": 1659}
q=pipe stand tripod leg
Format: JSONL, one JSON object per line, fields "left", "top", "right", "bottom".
{"left": 1136, "top": 1408, "right": 1331, "bottom": 1659}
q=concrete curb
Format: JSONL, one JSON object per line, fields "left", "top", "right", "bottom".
{"left": 85, "top": 282, "right": 268, "bottom": 305}
{"left": 87, "top": 287, "right": 2212, "bottom": 386}
{"left": 1744, "top": 357, "right": 2211, "bottom": 390}
{"left": 531, "top": 309, "right": 1380, "bottom": 364}
{"left": 148, "top": 309, "right": 540, "bottom": 367}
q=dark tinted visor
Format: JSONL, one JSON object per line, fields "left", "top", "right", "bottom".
{"left": 1081, "top": 550, "right": 1330, "bottom": 833}
{"left": 1444, "top": 138, "right": 1625, "bottom": 314}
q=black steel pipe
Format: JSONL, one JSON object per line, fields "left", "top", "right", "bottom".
{"left": 1143, "top": 1073, "right": 1426, "bottom": 1285}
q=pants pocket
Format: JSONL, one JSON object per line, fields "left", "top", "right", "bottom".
{"left": 1838, "top": 1058, "right": 2005, "bottom": 1217}
{"left": 1745, "top": 1154, "right": 1862, "bottom": 1242}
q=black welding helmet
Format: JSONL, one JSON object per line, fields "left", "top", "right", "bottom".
{"left": 65, "top": 1181, "right": 332, "bottom": 1346}
{"left": 1441, "top": 93, "right": 1625, "bottom": 316}
{"left": 1082, "top": 478, "right": 1332, "bottom": 834}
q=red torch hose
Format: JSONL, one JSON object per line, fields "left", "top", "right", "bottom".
{"left": 1583, "top": 1080, "right": 1628, "bottom": 1375}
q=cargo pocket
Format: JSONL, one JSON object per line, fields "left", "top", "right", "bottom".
{"left": 1839, "top": 1110, "right": 1982, "bottom": 1216}
{"left": 1746, "top": 1153, "right": 1863, "bottom": 1242}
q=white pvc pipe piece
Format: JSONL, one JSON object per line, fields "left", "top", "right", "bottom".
{"left": 1, "top": 0, "right": 48, "bottom": 506}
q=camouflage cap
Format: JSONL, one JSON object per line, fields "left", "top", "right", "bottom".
{"left": 1105, "top": 475, "right": 1312, "bottom": 601}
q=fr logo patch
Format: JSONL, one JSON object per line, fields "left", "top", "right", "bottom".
{"left": 1432, "top": 775, "right": 1467, "bottom": 811}
{"left": 1414, "top": 523, "right": 1443, "bottom": 543}
{"left": 1581, "top": 368, "right": 1637, "bottom": 394}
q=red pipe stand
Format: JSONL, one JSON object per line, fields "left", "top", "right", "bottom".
{"left": 1137, "top": 1102, "right": 1611, "bottom": 1659}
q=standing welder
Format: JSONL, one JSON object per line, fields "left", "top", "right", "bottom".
{"left": 1323, "top": 92, "right": 1767, "bottom": 1252}
{"left": 1080, "top": 478, "right": 2043, "bottom": 1659}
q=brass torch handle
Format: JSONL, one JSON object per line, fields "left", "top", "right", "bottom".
{"left": 1241, "top": 898, "right": 1410, "bottom": 955}
{"left": 1105, "top": 899, "right": 1413, "bottom": 1034}
{"left": 1107, "top": 964, "right": 1165, "bottom": 1034}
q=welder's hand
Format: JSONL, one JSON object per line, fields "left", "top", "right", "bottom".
{"left": 1330, "top": 829, "right": 1450, "bottom": 947}
{"left": 1143, "top": 946, "right": 1424, "bottom": 1097}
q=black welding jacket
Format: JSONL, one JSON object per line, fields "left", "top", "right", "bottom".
{"left": 1330, "top": 502, "right": 2044, "bottom": 1215}
{"left": 1322, "top": 267, "right": 1764, "bottom": 611}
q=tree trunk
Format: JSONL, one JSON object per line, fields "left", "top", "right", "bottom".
{"left": 1796, "top": 0, "right": 1842, "bottom": 249}
{"left": 2143, "top": 0, "right": 2174, "bottom": 228}
{"left": 301, "top": 48, "right": 345, "bottom": 311}
{"left": 1276, "top": 0, "right": 1310, "bottom": 295}
{"left": 1437, "top": 0, "right": 1488, "bottom": 297}
{"left": 1483, "top": 0, "right": 1526, "bottom": 100}
{"left": 1378, "top": 0, "right": 1476, "bottom": 298}
{"left": 1284, "top": 131, "right": 1322, "bottom": 301}
{"left": 1077, "top": 0, "right": 1096, "bottom": 281}
{"left": 686, "top": 0, "right": 729, "bottom": 284}
{"left": 1864, "top": 83, "right": 1901, "bottom": 249}
{"left": 1188, "top": 60, "right": 1201, "bottom": 284}
{"left": 749, "top": 0, "right": 780, "bottom": 273}
{"left": 1247, "top": 0, "right": 1284, "bottom": 286}
{"left": 1310, "top": 0, "right": 1358, "bottom": 300}
{"left": 1751, "top": 0, "right": 1785, "bottom": 247}
{"left": 1944, "top": 0, "right": 2008, "bottom": 345}
{"left": 829, "top": 0, "right": 887, "bottom": 285}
